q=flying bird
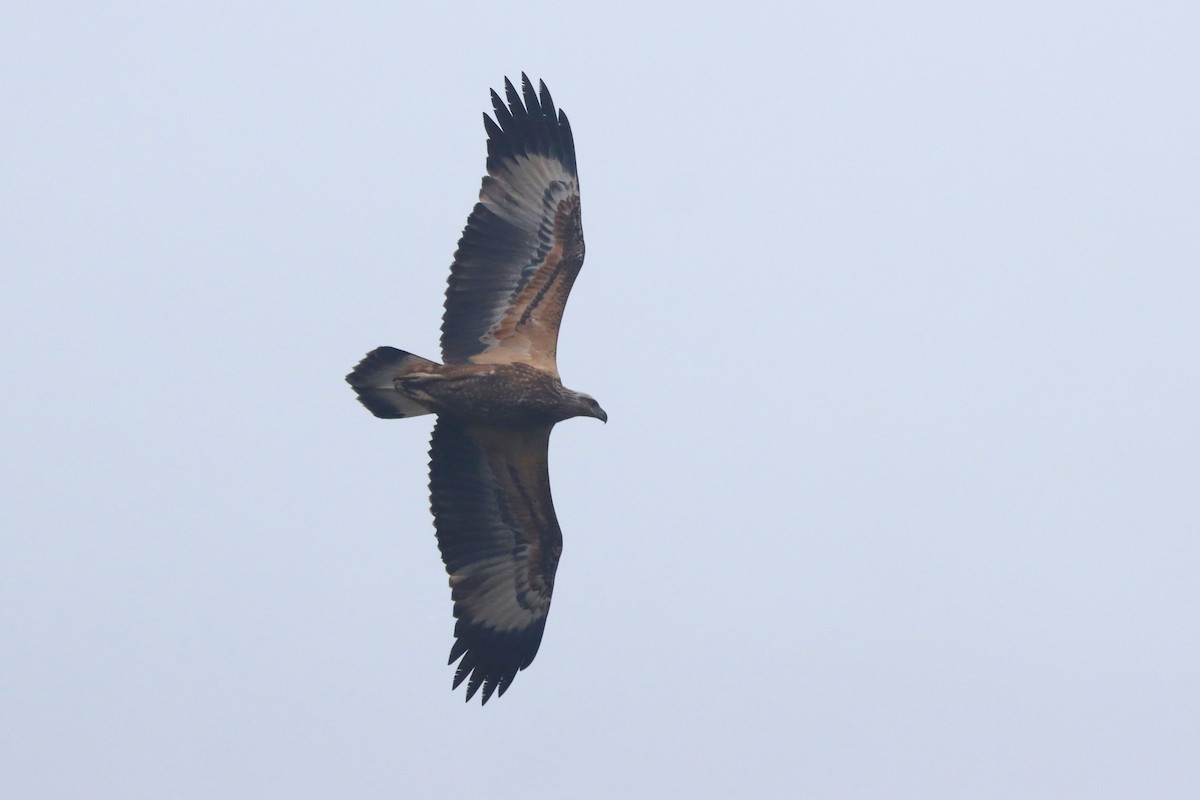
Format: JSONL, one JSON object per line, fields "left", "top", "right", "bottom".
{"left": 346, "top": 76, "right": 605, "bottom": 704}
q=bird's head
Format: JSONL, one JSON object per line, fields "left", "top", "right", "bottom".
{"left": 571, "top": 391, "right": 607, "bottom": 423}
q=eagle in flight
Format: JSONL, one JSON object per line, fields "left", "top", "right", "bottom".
{"left": 347, "top": 76, "right": 605, "bottom": 704}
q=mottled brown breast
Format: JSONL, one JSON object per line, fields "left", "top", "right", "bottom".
{"left": 397, "top": 363, "right": 571, "bottom": 425}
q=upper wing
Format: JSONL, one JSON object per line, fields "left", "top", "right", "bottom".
{"left": 441, "top": 75, "right": 585, "bottom": 377}
{"left": 427, "top": 418, "right": 564, "bottom": 703}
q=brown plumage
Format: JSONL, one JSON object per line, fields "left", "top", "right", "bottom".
{"left": 346, "top": 76, "right": 605, "bottom": 704}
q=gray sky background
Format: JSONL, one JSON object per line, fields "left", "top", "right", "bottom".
{"left": 3, "top": 2, "right": 1197, "bottom": 798}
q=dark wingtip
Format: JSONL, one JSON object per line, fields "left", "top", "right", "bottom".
{"left": 444, "top": 617, "right": 547, "bottom": 705}
{"left": 482, "top": 75, "right": 577, "bottom": 178}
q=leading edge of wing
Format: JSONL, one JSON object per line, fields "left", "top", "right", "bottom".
{"left": 441, "top": 75, "right": 584, "bottom": 372}
{"left": 427, "top": 418, "right": 563, "bottom": 703}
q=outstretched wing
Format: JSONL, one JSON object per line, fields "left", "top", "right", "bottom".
{"left": 427, "top": 418, "right": 564, "bottom": 703}
{"left": 441, "top": 75, "right": 584, "bottom": 377}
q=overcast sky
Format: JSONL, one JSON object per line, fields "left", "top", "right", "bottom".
{"left": 3, "top": 2, "right": 1198, "bottom": 798}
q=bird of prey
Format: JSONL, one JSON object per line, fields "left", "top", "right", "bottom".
{"left": 346, "top": 76, "right": 605, "bottom": 704}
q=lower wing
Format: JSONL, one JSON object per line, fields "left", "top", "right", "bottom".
{"left": 427, "top": 418, "right": 564, "bottom": 703}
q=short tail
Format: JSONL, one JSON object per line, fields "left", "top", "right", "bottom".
{"left": 346, "top": 346, "right": 438, "bottom": 419}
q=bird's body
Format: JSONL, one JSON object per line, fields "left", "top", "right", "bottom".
{"left": 406, "top": 360, "right": 601, "bottom": 426}
{"left": 346, "top": 76, "right": 603, "bottom": 704}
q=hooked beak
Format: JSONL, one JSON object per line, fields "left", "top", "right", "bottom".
{"left": 595, "top": 405, "right": 608, "bottom": 424}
